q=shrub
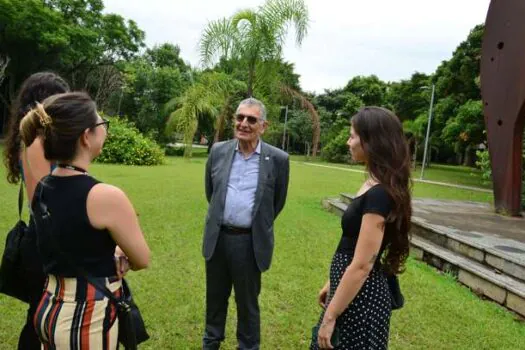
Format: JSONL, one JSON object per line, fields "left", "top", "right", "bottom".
{"left": 477, "top": 146, "right": 525, "bottom": 211}
{"left": 321, "top": 128, "right": 350, "bottom": 163}
{"left": 165, "top": 144, "right": 185, "bottom": 156}
{"left": 96, "top": 117, "right": 164, "bottom": 166}
{"left": 475, "top": 149, "right": 491, "bottom": 184}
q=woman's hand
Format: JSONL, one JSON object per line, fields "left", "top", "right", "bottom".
{"left": 114, "top": 246, "right": 130, "bottom": 278}
{"left": 318, "top": 281, "right": 330, "bottom": 309}
{"left": 317, "top": 314, "right": 336, "bottom": 349}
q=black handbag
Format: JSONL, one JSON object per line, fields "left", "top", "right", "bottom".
{"left": 34, "top": 182, "right": 150, "bottom": 349}
{"left": 0, "top": 182, "right": 31, "bottom": 302}
{"left": 117, "top": 279, "right": 150, "bottom": 347}
{"left": 386, "top": 274, "right": 405, "bottom": 310}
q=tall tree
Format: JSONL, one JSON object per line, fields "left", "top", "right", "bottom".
{"left": 442, "top": 99, "right": 484, "bottom": 166}
{"left": 198, "top": 0, "right": 323, "bottom": 157}
{"left": 199, "top": 0, "right": 309, "bottom": 97}
{"left": 386, "top": 72, "right": 431, "bottom": 121}
{"left": 343, "top": 75, "right": 387, "bottom": 107}
{"left": 433, "top": 24, "right": 483, "bottom": 104}
{"left": 112, "top": 55, "right": 190, "bottom": 139}
{"left": 146, "top": 43, "right": 190, "bottom": 72}
{"left": 0, "top": 0, "right": 144, "bottom": 107}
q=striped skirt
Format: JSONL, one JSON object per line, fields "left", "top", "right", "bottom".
{"left": 34, "top": 275, "right": 122, "bottom": 350}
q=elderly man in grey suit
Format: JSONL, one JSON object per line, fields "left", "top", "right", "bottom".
{"left": 202, "top": 97, "right": 290, "bottom": 350}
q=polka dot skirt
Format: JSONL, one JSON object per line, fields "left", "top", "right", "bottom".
{"left": 311, "top": 252, "right": 392, "bottom": 349}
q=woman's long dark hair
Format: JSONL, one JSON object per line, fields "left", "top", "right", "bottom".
{"left": 352, "top": 106, "right": 412, "bottom": 275}
{"left": 3, "top": 72, "right": 70, "bottom": 184}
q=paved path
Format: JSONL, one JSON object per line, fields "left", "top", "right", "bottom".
{"left": 293, "top": 161, "right": 493, "bottom": 193}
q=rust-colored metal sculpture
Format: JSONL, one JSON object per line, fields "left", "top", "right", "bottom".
{"left": 481, "top": 0, "right": 525, "bottom": 216}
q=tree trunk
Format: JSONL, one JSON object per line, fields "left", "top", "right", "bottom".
{"left": 214, "top": 100, "right": 231, "bottom": 143}
{"left": 463, "top": 145, "right": 476, "bottom": 167}
{"left": 305, "top": 142, "right": 311, "bottom": 158}
{"left": 247, "top": 64, "right": 255, "bottom": 97}
{"left": 0, "top": 55, "right": 10, "bottom": 86}
{"left": 413, "top": 142, "right": 418, "bottom": 170}
{"left": 0, "top": 88, "right": 9, "bottom": 108}
{"left": 214, "top": 113, "right": 225, "bottom": 143}
{"left": 8, "top": 74, "right": 16, "bottom": 104}
{"left": 456, "top": 151, "right": 463, "bottom": 165}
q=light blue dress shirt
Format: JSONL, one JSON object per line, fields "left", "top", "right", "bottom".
{"left": 222, "top": 141, "right": 261, "bottom": 228}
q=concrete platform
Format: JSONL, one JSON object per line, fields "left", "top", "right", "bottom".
{"left": 340, "top": 194, "right": 525, "bottom": 282}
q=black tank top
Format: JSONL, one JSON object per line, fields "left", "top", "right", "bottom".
{"left": 337, "top": 185, "right": 393, "bottom": 258}
{"left": 33, "top": 175, "right": 116, "bottom": 277}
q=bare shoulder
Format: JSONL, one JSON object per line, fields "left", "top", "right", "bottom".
{"left": 87, "top": 183, "right": 132, "bottom": 229}
{"left": 88, "top": 183, "right": 128, "bottom": 206}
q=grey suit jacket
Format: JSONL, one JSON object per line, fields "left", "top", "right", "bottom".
{"left": 203, "top": 139, "right": 290, "bottom": 272}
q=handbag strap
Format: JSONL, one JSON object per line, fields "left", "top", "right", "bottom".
{"left": 35, "top": 181, "right": 127, "bottom": 309}
{"left": 18, "top": 180, "right": 24, "bottom": 220}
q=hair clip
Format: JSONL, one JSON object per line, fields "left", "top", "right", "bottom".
{"left": 36, "top": 103, "right": 52, "bottom": 127}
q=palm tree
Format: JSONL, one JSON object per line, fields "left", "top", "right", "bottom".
{"left": 199, "top": 0, "right": 309, "bottom": 97}
{"left": 199, "top": 0, "right": 323, "bottom": 157}
{"left": 403, "top": 116, "right": 426, "bottom": 169}
{"left": 165, "top": 72, "right": 245, "bottom": 157}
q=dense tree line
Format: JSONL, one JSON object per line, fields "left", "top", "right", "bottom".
{"left": 0, "top": 1, "right": 489, "bottom": 168}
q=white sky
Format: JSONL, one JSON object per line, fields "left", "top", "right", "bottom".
{"left": 104, "top": 0, "right": 491, "bottom": 93}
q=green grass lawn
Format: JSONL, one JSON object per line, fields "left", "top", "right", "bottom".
{"left": 290, "top": 155, "right": 492, "bottom": 190}
{"left": 0, "top": 157, "right": 522, "bottom": 349}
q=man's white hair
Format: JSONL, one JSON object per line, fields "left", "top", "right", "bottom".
{"left": 236, "top": 98, "right": 267, "bottom": 121}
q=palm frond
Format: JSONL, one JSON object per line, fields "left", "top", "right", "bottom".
{"left": 260, "top": 0, "right": 309, "bottom": 46}
{"left": 164, "top": 95, "right": 185, "bottom": 114}
{"left": 232, "top": 9, "right": 258, "bottom": 30}
{"left": 199, "top": 17, "right": 238, "bottom": 67}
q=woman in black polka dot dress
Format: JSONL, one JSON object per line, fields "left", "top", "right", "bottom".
{"left": 311, "top": 107, "right": 412, "bottom": 350}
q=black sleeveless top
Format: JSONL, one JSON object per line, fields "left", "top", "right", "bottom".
{"left": 32, "top": 175, "right": 117, "bottom": 277}
{"left": 337, "top": 185, "right": 393, "bottom": 257}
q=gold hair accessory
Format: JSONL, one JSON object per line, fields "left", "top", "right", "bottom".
{"left": 36, "top": 103, "right": 52, "bottom": 127}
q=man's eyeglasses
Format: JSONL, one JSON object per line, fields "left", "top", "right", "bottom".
{"left": 235, "top": 114, "right": 261, "bottom": 125}
{"left": 93, "top": 118, "right": 110, "bottom": 131}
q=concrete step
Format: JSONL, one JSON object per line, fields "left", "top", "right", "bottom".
{"left": 411, "top": 236, "right": 525, "bottom": 317}
{"left": 339, "top": 193, "right": 525, "bottom": 283}
{"left": 321, "top": 198, "right": 346, "bottom": 217}
{"left": 323, "top": 197, "right": 525, "bottom": 317}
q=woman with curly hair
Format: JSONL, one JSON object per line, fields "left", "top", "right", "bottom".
{"left": 3, "top": 72, "right": 70, "bottom": 349}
